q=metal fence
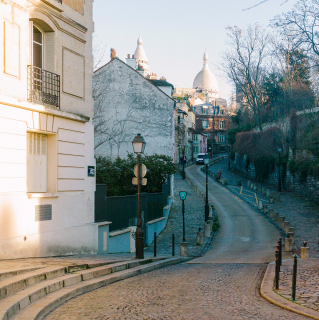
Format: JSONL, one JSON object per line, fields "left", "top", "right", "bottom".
{"left": 27, "top": 66, "right": 60, "bottom": 108}
{"left": 95, "top": 177, "right": 171, "bottom": 232}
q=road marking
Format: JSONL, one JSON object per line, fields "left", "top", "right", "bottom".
{"left": 233, "top": 195, "right": 242, "bottom": 202}
{"left": 255, "top": 193, "right": 258, "bottom": 205}
{"left": 240, "top": 186, "right": 243, "bottom": 194}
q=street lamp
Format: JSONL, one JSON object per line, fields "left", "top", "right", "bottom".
{"left": 132, "top": 133, "right": 146, "bottom": 259}
{"left": 203, "top": 154, "right": 210, "bottom": 222}
{"left": 277, "top": 146, "right": 282, "bottom": 192}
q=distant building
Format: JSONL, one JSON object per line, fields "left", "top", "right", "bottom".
{"left": 175, "top": 50, "right": 231, "bottom": 154}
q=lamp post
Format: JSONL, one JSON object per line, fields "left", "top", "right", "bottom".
{"left": 180, "top": 191, "right": 187, "bottom": 242}
{"left": 203, "top": 154, "right": 209, "bottom": 222}
{"left": 278, "top": 146, "right": 282, "bottom": 192}
{"left": 182, "top": 146, "right": 186, "bottom": 179}
{"left": 132, "top": 133, "right": 146, "bottom": 259}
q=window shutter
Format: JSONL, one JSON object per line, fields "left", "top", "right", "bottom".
{"left": 44, "top": 32, "right": 55, "bottom": 72}
{"left": 27, "top": 133, "right": 47, "bottom": 193}
{"left": 29, "top": 21, "right": 33, "bottom": 65}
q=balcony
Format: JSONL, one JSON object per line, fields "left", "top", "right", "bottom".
{"left": 28, "top": 66, "right": 60, "bottom": 109}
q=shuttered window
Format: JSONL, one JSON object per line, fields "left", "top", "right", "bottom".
{"left": 27, "top": 133, "right": 47, "bottom": 193}
{"left": 33, "top": 26, "right": 43, "bottom": 68}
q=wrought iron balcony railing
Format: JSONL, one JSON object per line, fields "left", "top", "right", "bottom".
{"left": 27, "top": 66, "right": 60, "bottom": 109}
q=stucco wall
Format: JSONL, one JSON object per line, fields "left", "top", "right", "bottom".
{"left": 94, "top": 58, "right": 175, "bottom": 159}
{"left": 0, "top": 0, "right": 96, "bottom": 258}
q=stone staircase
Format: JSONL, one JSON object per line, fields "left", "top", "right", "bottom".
{"left": 0, "top": 257, "right": 186, "bottom": 320}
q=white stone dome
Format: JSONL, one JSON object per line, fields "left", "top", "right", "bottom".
{"left": 134, "top": 35, "right": 150, "bottom": 74}
{"left": 193, "top": 50, "right": 220, "bottom": 97}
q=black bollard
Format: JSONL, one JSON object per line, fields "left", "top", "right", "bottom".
{"left": 275, "top": 248, "right": 279, "bottom": 290}
{"left": 172, "top": 234, "right": 175, "bottom": 256}
{"left": 154, "top": 232, "right": 157, "bottom": 257}
{"left": 279, "top": 238, "right": 282, "bottom": 266}
{"left": 292, "top": 254, "right": 298, "bottom": 301}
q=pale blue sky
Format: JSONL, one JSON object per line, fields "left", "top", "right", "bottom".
{"left": 93, "top": 0, "right": 299, "bottom": 101}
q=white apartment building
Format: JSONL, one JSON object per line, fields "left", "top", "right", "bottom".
{"left": 0, "top": 0, "right": 96, "bottom": 258}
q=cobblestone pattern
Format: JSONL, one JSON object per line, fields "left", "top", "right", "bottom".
{"left": 276, "top": 259, "right": 319, "bottom": 312}
{"left": 45, "top": 263, "right": 309, "bottom": 320}
{"left": 145, "top": 173, "right": 207, "bottom": 256}
{"left": 209, "top": 158, "right": 319, "bottom": 258}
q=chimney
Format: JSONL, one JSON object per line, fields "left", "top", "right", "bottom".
{"left": 126, "top": 54, "right": 136, "bottom": 69}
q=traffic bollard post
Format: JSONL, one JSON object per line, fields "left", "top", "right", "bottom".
{"left": 154, "top": 232, "right": 157, "bottom": 257}
{"left": 279, "top": 238, "right": 282, "bottom": 266}
{"left": 275, "top": 248, "right": 280, "bottom": 290}
{"left": 172, "top": 234, "right": 175, "bottom": 256}
{"left": 292, "top": 254, "right": 298, "bottom": 301}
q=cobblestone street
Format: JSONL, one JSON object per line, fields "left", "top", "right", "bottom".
{"left": 209, "top": 158, "right": 319, "bottom": 258}
{"left": 145, "top": 173, "right": 207, "bottom": 256}
{"left": 45, "top": 263, "right": 309, "bottom": 320}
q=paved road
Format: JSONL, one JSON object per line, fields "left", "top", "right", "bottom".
{"left": 187, "top": 165, "right": 288, "bottom": 264}
{"left": 45, "top": 166, "right": 305, "bottom": 320}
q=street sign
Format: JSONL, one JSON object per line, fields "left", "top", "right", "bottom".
{"left": 134, "top": 164, "right": 147, "bottom": 178}
{"left": 88, "top": 166, "right": 95, "bottom": 177}
{"left": 179, "top": 191, "right": 187, "bottom": 200}
{"left": 132, "top": 177, "right": 147, "bottom": 186}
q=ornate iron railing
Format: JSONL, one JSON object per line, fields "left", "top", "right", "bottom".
{"left": 27, "top": 66, "right": 60, "bottom": 109}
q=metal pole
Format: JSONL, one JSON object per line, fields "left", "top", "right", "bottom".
{"left": 205, "top": 163, "right": 209, "bottom": 222}
{"left": 278, "top": 151, "right": 281, "bottom": 192}
{"left": 182, "top": 200, "right": 186, "bottom": 242}
{"left": 182, "top": 148, "right": 185, "bottom": 179}
{"left": 172, "top": 234, "right": 175, "bottom": 256}
{"left": 135, "top": 154, "right": 144, "bottom": 259}
{"left": 275, "top": 248, "right": 279, "bottom": 290}
{"left": 154, "top": 232, "right": 157, "bottom": 257}
{"left": 279, "top": 238, "right": 282, "bottom": 266}
{"left": 292, "top": 254, "right": 298, "bottom": 301}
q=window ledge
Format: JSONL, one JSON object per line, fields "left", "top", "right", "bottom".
{"left": 27, "top": 193, "right": 58, "bottom": 199}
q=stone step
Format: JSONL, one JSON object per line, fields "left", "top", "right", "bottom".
{"left": 12, "top": 257, "right": 185, "bottom": 320}
{"left": 0, "top": 267, "right": 45, "bottom": 282}
{"left": 0, "top": 259, "right": 128, "bottom": 302}
{"left": 0, "top": 258, "right": 165, "bottom": 320}
{"left": 0, "top": 267, "right": 68, "bottom": 301}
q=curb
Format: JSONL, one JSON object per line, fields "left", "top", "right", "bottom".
{"left": 260, "top": 262, "right": 319, "bottom": 320}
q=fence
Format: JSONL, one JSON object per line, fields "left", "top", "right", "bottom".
{"left": 95, "top": 178, "right": 171, "bottom": 232}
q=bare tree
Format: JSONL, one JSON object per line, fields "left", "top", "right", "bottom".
{"left": 221, "top": 25, "right": 270, "bottom": 131}
{"left": 272, "top": 0, "right": 319, "bottom": 56}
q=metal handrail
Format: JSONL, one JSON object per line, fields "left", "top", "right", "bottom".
{"left": 27, "top": 65, "right": 60, "bottom": 109}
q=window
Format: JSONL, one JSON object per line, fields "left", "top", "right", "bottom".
{"left": 193, "top": 135, "right": 198, "bottom": 141}
{"left": 178, "top": 116, "right": 180, "bottom": 124}
{"left": 27, "top": 132, "right": 47, "bottom": 193}
{"left": 203, "top": 107, "right": 208, "bottom": 115}
{"left": 193, "top": 146, "right": 199, "bottom": 153}
{"left": 219, "top": 121, "right": 225, "bottom": 129}
{"left": 33, "top": 26, "right": 43, "bottom": 68}
{"left": 219, "top": 134, "right": 225, "bottom": 143}
{"left": 221, "top": 109, "right": 224, "bottom": 115}
{"left": 202, "top": 120, "right": 208, "bottom": 129}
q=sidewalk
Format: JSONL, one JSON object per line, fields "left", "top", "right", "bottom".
{"left": 145, "top": 170, "right": 210, "bottom": 257}
{"left": 209, "top": 158, "right": 319, "bottom": 258}
{"left": 261, "top": 258, "right": 319, "bottom": 319}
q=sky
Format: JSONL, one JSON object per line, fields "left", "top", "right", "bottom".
{"left": 93, "top": 0, "right": 299, "bottom": 102}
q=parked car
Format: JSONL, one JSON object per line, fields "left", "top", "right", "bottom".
{"left": 196, "top": 153, "right": 207, "bottom": 165}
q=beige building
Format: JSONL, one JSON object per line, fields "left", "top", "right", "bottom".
{"left": 0, "top": 0, "right": 96, "bottom": 258}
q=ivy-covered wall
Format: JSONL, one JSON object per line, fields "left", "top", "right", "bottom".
{"left": 231, "top": 149, "right": 319, "bottom": 202}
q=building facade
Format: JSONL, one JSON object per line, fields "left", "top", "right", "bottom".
{"left": 94, "top": 57, "right": 175, "bottom": 160}
{"left": 0, "top": 0, "right": 96, "bottom": 258}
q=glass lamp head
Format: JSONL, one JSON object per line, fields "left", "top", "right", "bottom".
{"left": 277, "top": 146, "right": 282, "bottom": 152}
{"left": 132, "top": 133, "right": 146, "bottom": 154}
